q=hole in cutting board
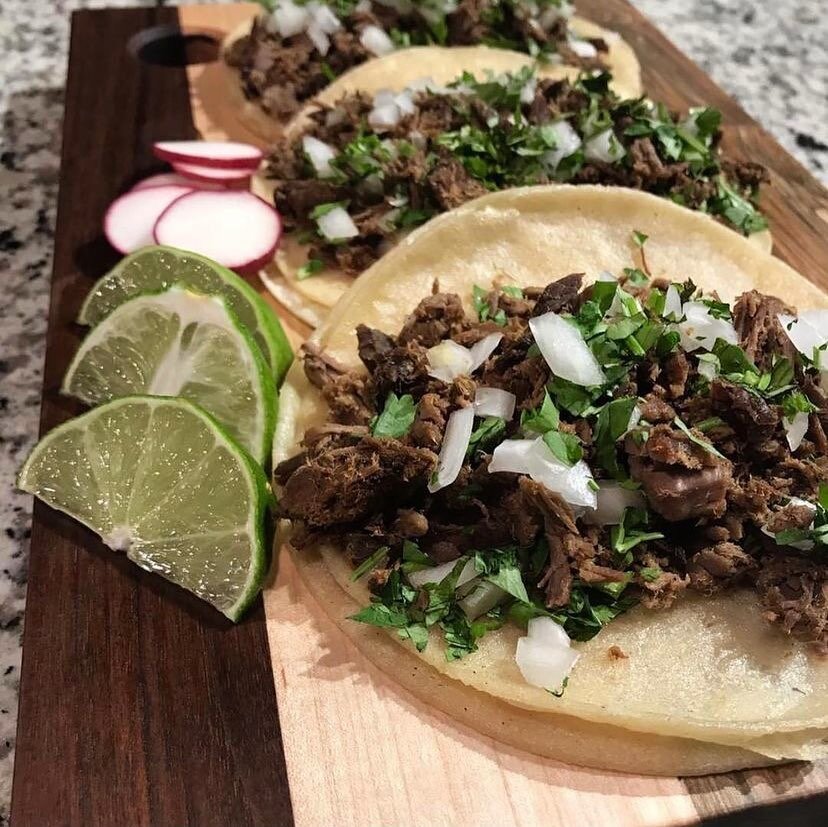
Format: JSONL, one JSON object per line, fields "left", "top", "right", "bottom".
{"left": 129, "top": 25, "right": 221, "bottom": 67}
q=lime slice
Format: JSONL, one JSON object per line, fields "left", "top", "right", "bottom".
{"left": 18, "top": 396, "right": 269, "bottom": 620}
{"left": 78, "top": 245, "right": 293, "bottom": 384}
{"left": 63, "top": 286, "right": 275, "bottom": 465}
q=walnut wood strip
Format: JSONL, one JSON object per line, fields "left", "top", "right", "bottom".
{"left": 11, "top": 8, "right": 293, "bottom": 826}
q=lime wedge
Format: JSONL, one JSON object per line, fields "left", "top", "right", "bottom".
{"left": 78, "top": 245, "right": 293, "bottom": 384}
{"left": 18, "top": 396, "right": 269, "bottom": 621}
{"left": 63, "top": 286, "right": 275, "bottom": 465}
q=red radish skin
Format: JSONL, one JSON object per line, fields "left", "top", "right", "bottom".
{"left": 132, "top": 172, "right": 224, "bottom": 192}
{"left": 104, "top": 185, "right": 194, "bottom": 254}
{"left": 153, "top": 140, "right": 263, "bottom": 170}
{"left": 153, "top": 191, "right": 282, "bottom": 274}
{"left": 172, "top": 161, "right": 253, "bottom": 185}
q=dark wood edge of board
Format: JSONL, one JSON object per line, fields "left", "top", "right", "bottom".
{"left": 10, "top": 7, "right": 293, "bottom": 827}
{"left": 10, "top": 2, "right": 828, "bottom": 825}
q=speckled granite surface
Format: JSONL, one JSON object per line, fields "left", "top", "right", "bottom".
{"left": 0, "top": 0, "right": 826, "bottom": 820}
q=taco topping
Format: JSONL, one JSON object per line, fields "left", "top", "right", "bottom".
{"left": 226, "top": 0, "right": 603, "bottom": 120}
{"left": 276, "top": 267, "right": 828, "bottom": 670}
{"left": 265, "top": 71, "right": 768, "bottom": 278}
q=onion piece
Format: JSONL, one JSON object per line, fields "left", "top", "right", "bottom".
{"left": 468, "top": 332, "right": 503, "bottom": 372}
{"left": 520, "top": 76, "right": 537, "bottom": 104}
{"left": 663, "top": 284, "right": 683, "bottom": 320}
{"left": 527, "top": 440, "right": 597, "bottom": 509}
{"left": 678, "top": 301, "right": 738, "bottom": 352}
{"left": 583, "top": 482, "right": 645, "bottom": 525}
{"left": 541, "top": 120, "right": 582, "bottom": 171}
{"left": 407, "top": 557, "right": 477, "bottom": 589}
{"left": 515, "top": 617, "right": 579, "bottom": 691}
{"left": 567, "top": 38, "right": 598, "bottom": 59}
{"left": 302, "top": 135, "right": 337, "bottom": 177}
{"left": 306, "top": 22, "right": 330, "bottom": 54}
{"left": 474, "top": 387, "right": 516, "bottom": 420}
{"left": 489, "top": 438, "right": 598, "bottom": 509}
{"left": 427, "top": 340, "right": 474, "bottom": 382}
{"left": 529, "top": 312, "right": 605, "bottom": 387}
{"left": 778, "top": 313, "right": 827, "bottom": 361}
{"left": 360, "top": 23, "right": 395, "bottom": 56}
{"left": 596, "top": 270, "right": 616, "bottom": 283}
{"left": 271, "top": 0, "right": 309, "bottom": 37}
{"left": 309, "top": 2, "right": 341, "bottom": 34}
{"left": 316, "top": 206, "right": 359, "bottom": 240}
{"left": 583, "top": 129, "right": 626, "bottom": 163}
{"left": 428, "top": 406, "right": 475, "bottom": 493}
{"left": 489, "top": 439, "right": 537, "bottom": 475}
{"left": 784, "top": 410, "right": 810, "bottom": 451}
{"left": 458, "top": 581, "right": 508, "bottom": 620}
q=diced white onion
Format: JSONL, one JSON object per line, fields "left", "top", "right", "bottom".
{"left": 583, "top": 482, "right": 645, "bottom": 525}
{"left": 368, "top": 103, "right": 402, "bottom": 131}
{"left": 663, "top": 284, "right": 683, "bottom": 320}
{"left": 302, "top": 135, "right": 337, "bottom": 177}
{"left": 427, "top": 339, "right": 474, "bottom": 382}
{"left": 778, "top": 313, "right": 827, "bottom": 361}
{"left": 308, "top": 1, "right": 342, "bottom": 34}
{"left": 271, "top": 0, "right": 309, "bottom": 37}
{"left": 567, "top": 37, "right": 598, "bottom": 59}
{"left": 428, "top": 406, "right": 475, "bottom": 493}
{"left": 316, "top": 206, "right": 359, "bottom": 240}
{"left": 785, "top": 410, "right": 810, "bottom": 452}
{"left": 355, "top": 0, "right": 372, "bottom": 11}
{"left": 529, "top": 312, "right": 605, "bottom": 387}
{"left": 626, "top": 404, "right": 642, "bottom": 432}
{"left": 360, "top": 24, "right": 395, "bottom": 56}
{"left": 541, "top": 120, "right": 582, "bottom": 171}
{"left": 528, "top": 440, "right": 597, "bottom": 509}
{"left": 474, "top": 387, "right": 516, "bottom": 420}
{"left": 489, "top": 438, "right": 598, "bottom": 509}
{"left": 458, "top": 581, "right": 507, "bottom": 620}
{"left": 407, "top": 557, "right": 477, "bottom": 589}
{"left": 520, "top": 76, "right": 537, "bottom": 104}
{"left": 697, "top": 354, "right": 718, "bottom": 381}
{"left": 539, "top": 1, "right": 573, "bottom": 28}
{"left": 515, "top": 617, "right": 579, "bottom": 691}
{"left": 394, "top": 90, "right": 416, "bottom": 115}
{"left": 468, "top": 332, "right": 503, "bottom": 373}
{"left": 584, "top": 128, "right": 626, "bottom": 163}
{"left": 596, "top": 270, "right": 616, "bottom": 283}
{"left": 306, "top": 23, "right": 330, "bottom": 55}
{"left": 677, "top": 301, "right": 738, "bottom": 352}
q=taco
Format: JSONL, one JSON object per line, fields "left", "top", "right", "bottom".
{"left": 256, "top": 69, "right": 771, "bottom": 325}
{"left": 221, "top": 0, "right": 641, "bottom": 141}
{"left": 272, "top": 186, "right": 828, "bottom": 775}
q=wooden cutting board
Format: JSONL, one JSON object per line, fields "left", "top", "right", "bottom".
{"left": 10, "top": 3, "right": 828, "bottom": 825}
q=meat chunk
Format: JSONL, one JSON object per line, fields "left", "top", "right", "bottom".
{"left": 409, "top": 392, "right": 447, "bottom": 451}
{"left": 371, "top": 342, "right": 431, "bottom": 398}
{"left": 710, "top": 378, "right": 778, "bottom": 439}
{"left": 531, "top": 273, "right": 584, "bottom": 317}
{"left": 755, "top": 555, "right": 828, "bottom": 652}
{"left": 687, "top": 542, "right": 756, "bottom": 593}
{"left": 626, "top": 424, "right": 732, "bottom": 521}
{"left": 732, "top": 290, "right": 796, "bottom": 369}
{"left": 356, "top": 324, "right": 396, "bottom": 373}
{"left": 765, "top": 503, "right": 817, "bottom": 534}
{"left": 427, "top": 154, "right": 488, "bottom": 210}
{"left": 398, "top": 292, "right": 467, "bottom": 348}
{"left": 280, "top": 438, "right": 436, "bottom": 528}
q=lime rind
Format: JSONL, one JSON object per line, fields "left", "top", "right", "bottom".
{"left": 78, "top": 245, "right": 293, "bottom": 385}
{"left": 18, "top": 395, "right": 269, "bottom": 621}
{"left": 63, "top": 285, "right": 277, "bottom": 466}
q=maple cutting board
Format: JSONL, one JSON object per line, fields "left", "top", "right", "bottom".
{"left": 11, "top": 3, "right": 828, "bottom": 825}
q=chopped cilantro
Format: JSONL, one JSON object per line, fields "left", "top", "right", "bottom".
{"left": 632, "top": 230, "right": 649, "bottom": 248}
{"left": 593, "top": 397, "right": 638, "bottom": 479}
{"left": 372, "top": 393, "right": 417, "bottom": 439}
{"left": 473, "top": 548, "right": 530, "bottom": 603}
{"left": 296, "top": 258, "right": 325, "bottom": 280}
{"left": 310, "top": 200, "right": 349, "bottom": 219}
{"left": 639, "top": 566, "right": 663, "bottom": 582}
{"left": 782, "top": 390, "right": 818, "bottom": 422}
{"left": 673, "top": 416, "right": 725, "bottom": 459}
{"left": 695, "top": 416, "right": 725, "bottom": 433}
{"left": 521, "top": 390, "right": 560, "bottom": 434}
{"left": 467, "top": 416, "right": 506, "bottom": 456}
{"left": 351, "top": 546, "right": 389, "bottom": 582}
{"left": 610, "top": 508, "right": 665, "bottom": 564}
{"left": 542, "top": 429, "right": 583, "bottom": 466}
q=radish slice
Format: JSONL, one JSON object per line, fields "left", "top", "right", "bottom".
{"left": 153, "top": 140, "right": 263, "bottom": 170}
{"left": 132, "top": 172, "right": 225, "bottom": 192}
{"left": 104, "top": 185, "right": 193, "bottom": 254}
{"left": 172, "top": 162, "right": 252, "bottom": 184}
{"left": 152, "top": 191, "right": 282, "bottom": 273}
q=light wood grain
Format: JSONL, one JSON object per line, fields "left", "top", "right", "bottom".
{"left": 179, "top": 4, "right": 828, "bottom": 824}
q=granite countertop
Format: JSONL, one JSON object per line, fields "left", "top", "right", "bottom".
{"left": 0, "top": 0, "right": 826, "bottom": 821}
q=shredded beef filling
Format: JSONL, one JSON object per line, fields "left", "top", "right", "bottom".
{"left": 277, "top": 275, "right": 828, "bottom": 652}
{"left": 266, "top": 74, "right": 768, "bottom": 277}
{"left": 225, "top": 2, "right": 604, "bottom": 120}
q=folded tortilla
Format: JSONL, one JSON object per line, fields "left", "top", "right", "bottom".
{"left": 272, "top": 185, "right": 828, "bottom": 774}
{"left": 221, "top": 15, "right": 642, "bottom": 144}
